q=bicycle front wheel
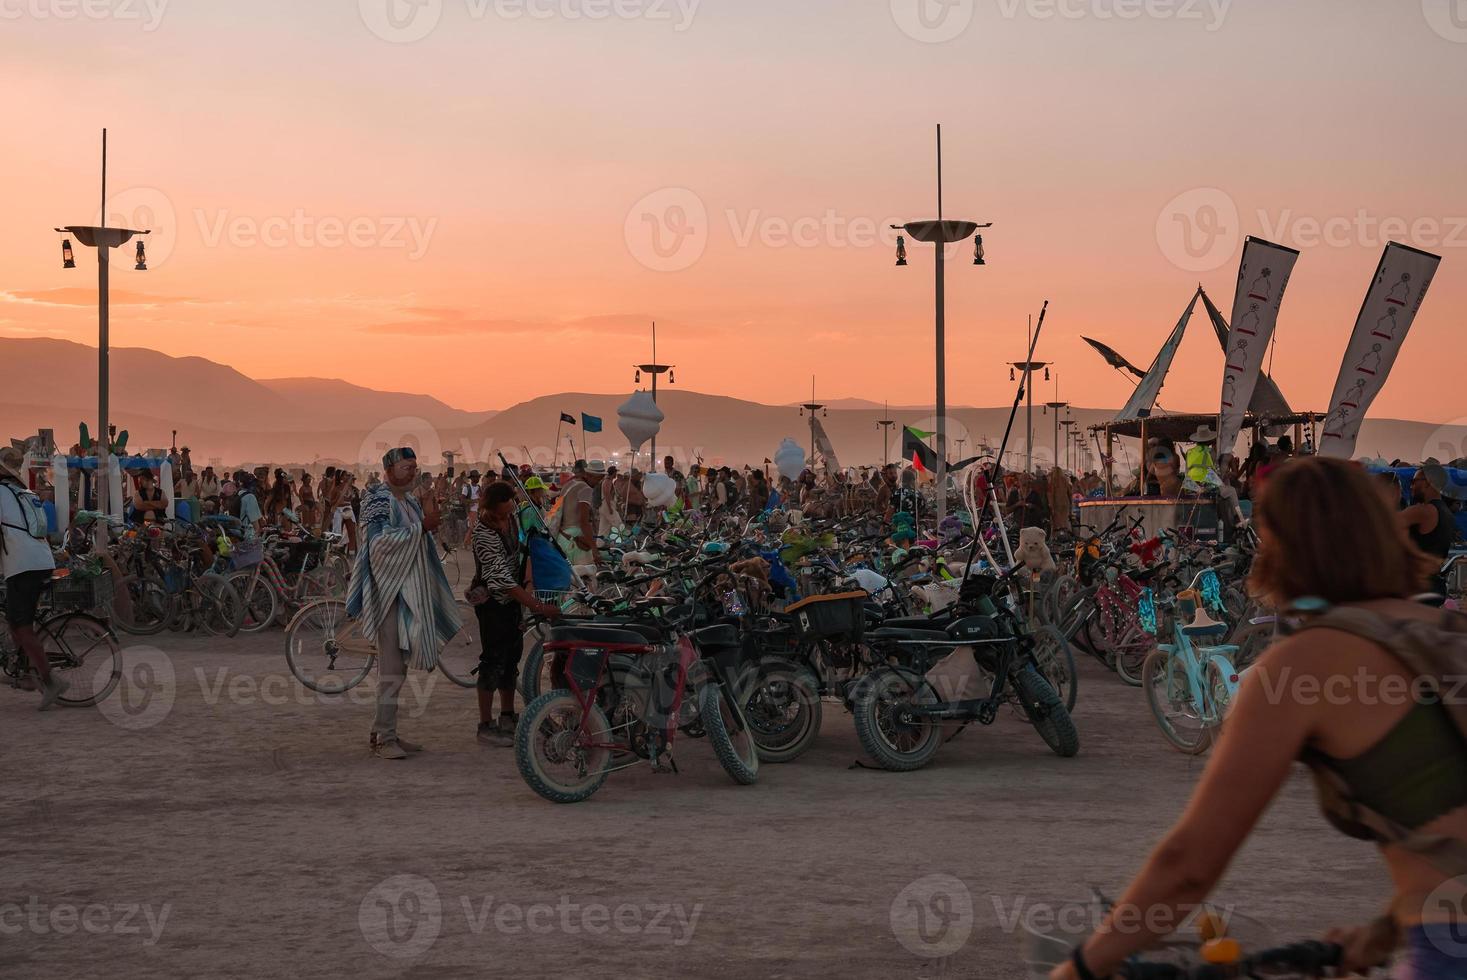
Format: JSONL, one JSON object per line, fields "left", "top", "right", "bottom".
{"left": 1141, "top": 649, "right": 1212, "bottom": 755}
{"left": 198, "top": 572, "right": 244, "bottom": 638}
{"left": 112, "top": 574, "right": 174, "bottom": 636}
{"left": 1031, "top": 625, "right": 1078, "bottom": 712}
{"left": 41, "top": 612, "right": 122, "bottom": 706}
{"left": 229, "top": 569, "right": 280, "bottom": 634}
{"left": 284, "top": 599, "right": 376, "bottom": 694}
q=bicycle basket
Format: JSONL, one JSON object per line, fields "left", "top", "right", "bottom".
{"left": 536, "top": 589, "right": 596, "bottom": 617}
{"left": 785, "top": 591, "right": 866, "bottom": 641}
{"left": 50, "top": 570, "right": 114, "bottom": 614}
{"left": 230, "top": 541, "right": 264, "bottom": 570}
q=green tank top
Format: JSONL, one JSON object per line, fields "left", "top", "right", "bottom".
{"left": 1303, "top": 701, "right": 1467, "bottom": 839}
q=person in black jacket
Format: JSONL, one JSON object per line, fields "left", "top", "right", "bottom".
{"left": 470, "top": 481, "right": 558, "bottom": 746}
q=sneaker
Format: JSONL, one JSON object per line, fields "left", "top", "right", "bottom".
{"left": 476, "top": 722, "right": 498, "bottom": 746}
{"left": 494, "top": 713, "right": 519, "bottom": 747}
{"left": 38, "top": 675, "right": 70, "bottom": 711}
{"left": 396, "top": 736, "right": 424, "bottom": 754}
{"left": 369, "top": 734, "right": 408, "bottom": 760}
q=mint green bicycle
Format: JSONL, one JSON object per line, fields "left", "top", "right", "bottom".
{"left": 1139, "top": 569, "right": 1245, "bottom": 755}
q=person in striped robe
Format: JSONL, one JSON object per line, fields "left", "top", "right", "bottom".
{"left": 347, "top": 447, "right": 462, "bottom": 760}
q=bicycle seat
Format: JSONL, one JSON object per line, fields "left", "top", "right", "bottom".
{"left": 692, "top": 624, "right": 739, "bottom": 649}
{"left": 1181, "top": 608, "right": 1229, "bottom": 639}
{"left": 547, "top": 624, "right": 656, "bottom": 648}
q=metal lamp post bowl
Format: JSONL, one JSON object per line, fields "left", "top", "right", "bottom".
{"left": 892, "top": 219, "right": 987, "bottom": 522}
{"left": 55, "top": 223, "right": 150, "bottom": 521}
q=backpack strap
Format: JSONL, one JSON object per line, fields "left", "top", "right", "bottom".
{"left": 1297, "top": 604, "right": 1467, "bottom": 878}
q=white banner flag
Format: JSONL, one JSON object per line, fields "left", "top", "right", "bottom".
{"left": 1318, "top": 242, "right": 1441, "bottom": 459}
{"left": 1119, "top": 288, "right": 1199, "bottom": 421}
{"left": 1217, "top": 237, "right": 1300, "bottom": 454}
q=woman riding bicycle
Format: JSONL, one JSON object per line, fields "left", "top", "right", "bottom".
{"left": 1055, "top": 457, "right": 1467, "bottom": 980}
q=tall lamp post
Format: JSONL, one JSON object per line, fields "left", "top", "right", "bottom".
{"left": 1044, "top": 400, "right": 1068, "bottom": 471}
{"left": 1008, "top": 352, "right": 1051, "bottom": 474}
{"left": 54, "top": 129, "right": 150, "bottom": 519}
{"left": 799, "top": 376, "right": 825, "bottom": 468}
{"left": 633, "top": 321, "right": 674, "bottom": 465}
{"left": 1061, "top": 418, "right": 1078, "bottom": 471}
{"left": 876, "top": 401, "right": 896, "bottom": 467}
{"left": 890, "top": 124, "right": 991, "bottom": 523}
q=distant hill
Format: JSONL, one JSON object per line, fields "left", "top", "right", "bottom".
{"left": 257, "top": 377, "right": 493, "bottom": 431}
{"left": 2, "top": 337, "right": 1459, "bottom": 469}
{"left": 784, "top": 398, "right": 974, "bottom": 412}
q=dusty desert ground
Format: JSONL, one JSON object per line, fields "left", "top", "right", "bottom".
{"left": 1, "top": 605, "right": 1385, "bottom": 980}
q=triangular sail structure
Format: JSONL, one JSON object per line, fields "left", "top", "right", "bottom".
{"left": 1086, "top": 285, "right": 1298, "bottom": 425}
{"left": 1115, "top": 288, "right": 1201, "bottom": 421}
{"left": 810, "top": 417, "right": 841, "bottom": 473}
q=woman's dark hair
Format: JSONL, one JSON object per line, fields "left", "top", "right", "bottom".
{"left": 484, "top": 481, "right": 516, "bottom": 508}
{"left": 1249, "top": 456, "right": 1434, "bottom": 605}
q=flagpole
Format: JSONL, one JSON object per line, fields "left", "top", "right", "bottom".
{"left": 553, "top": 417, "right": 564, "bottom": 468}
{"left": 966, "top": 299, "right": 1049, "bottom": 574}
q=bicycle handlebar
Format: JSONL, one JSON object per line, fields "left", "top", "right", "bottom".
{"left": 1119, "top": 940, "right": 1341, "bottom": 979}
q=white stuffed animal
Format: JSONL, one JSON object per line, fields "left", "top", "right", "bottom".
{"left": 1015, "top": 526, "right": 1057, "bottom": 574}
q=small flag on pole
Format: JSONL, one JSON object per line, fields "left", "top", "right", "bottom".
{"left": 902, "top": 426, "right": 937, "bottom": 473}
{"left": 560, "top": 413, "right": 577, "bottom": 426}
{"left": 581, "top": 413, "right": 603, "bottom": 433}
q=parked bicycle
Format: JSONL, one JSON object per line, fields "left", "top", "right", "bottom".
{"left": 0, "top": 572, "right": 122, "bottom": 707}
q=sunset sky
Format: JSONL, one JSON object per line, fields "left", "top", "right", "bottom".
{"left": 5, "top": 1, "right": 1465, "bottom": 421}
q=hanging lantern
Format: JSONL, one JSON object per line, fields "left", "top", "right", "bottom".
{"left": 634, "top": 368, "right": 641, "bottom": 384}
{"left": 895, "top": 235, "right": 908, "bottom": 267}
{"left": 973, "top": 234, "right": 985, "bottom": 266}
{"left": 134, "top": 239, "right": 147, "bottom": 271}
{"left": 669, "top": 368, "right": 675, "bottom": 384}
{"left": 1044, "top": 366, "right": 1051, "bottom": 381}
{"left": 61, "top": 238, "right": 76, "bottom": 269}
{"left": 1009, "top": 366, "right": 1016, "bottom": 382}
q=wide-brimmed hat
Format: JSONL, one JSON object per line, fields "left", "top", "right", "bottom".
{"left": 1190, "top": 425, "right": 1218, "bottom": 443}
{"left": 0, "top": 446, "right": 24, "bottom": 482}
{"left": 584, "top": 459, "right": 608, "bottom": 476}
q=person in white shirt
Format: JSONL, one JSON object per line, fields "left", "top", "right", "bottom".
{"left": 0, "top": 448, "right": 66, "bottom": 707}
{"left": 461, "top": 470, "right": 482, "bottom": 544}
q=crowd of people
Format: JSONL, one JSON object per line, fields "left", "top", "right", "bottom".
{"left": 7, "top": 430, "right": 1467, "bottom": 976}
